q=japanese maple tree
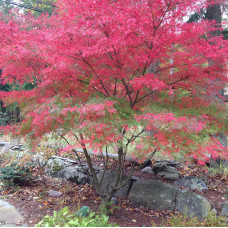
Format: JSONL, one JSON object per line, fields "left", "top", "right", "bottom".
{"left": 0, "top": 0, "right": 227, "bottom": 204}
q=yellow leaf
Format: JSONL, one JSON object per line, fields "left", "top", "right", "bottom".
{"left": 43, "top": 201, "right": 48, "bottom": 206}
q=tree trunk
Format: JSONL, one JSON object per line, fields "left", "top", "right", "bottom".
{"left": 206, "top": 1, "right": 227, "bottom": 167}
{"left": 206, "top": 2, "right": 222, "bottom": 36}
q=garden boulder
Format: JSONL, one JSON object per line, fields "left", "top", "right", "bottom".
{"left": 176, "top": 189, "right": 211, "bottom": 220}
{"left": 63, "top": 166, "right": 89, "bottom": 184}
{"left": 152, "top": 160, "right": 179, "bottom": 173}
{"left": 157, "top": 166, "right": 180, "bottom": 180}
{"left": 128, "top": 179, "right": 211, "bottom": 219}
{"left": 45, "top": 156, "right": 78, "bottom": 177}
{"left": 128, "top": 180, "right": 177, "bottom": 210}
{"left": 221, "top": 201, "right": 228, "bottom": 216}
{"left": 141, "top": 167, "right": 154, "bottom": 174}
{"left": 174, "top": 176, "right": 208, "bottom": 191}
{"left": 96, "top": 170, "right": 131, "bottom": 197}
{"left": 48, "top": 190, "right": 63, "bottom": 197}
{"left": 0, "top": 200, "right": 24, "bottom": 224}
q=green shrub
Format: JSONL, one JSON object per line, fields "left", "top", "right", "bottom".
{"left": 203, "top": 211, "right": 228, "bottom": 227}
{"left": 164, "top": 211, "right": 227, "bottom": 227}
{"left": 207, "top": 162, "right": 228, "bottom": 177}
{"left": 0, "top": 163, "right": 34, "bottom": 187}
{"left": 35, "top": 206, "right": 118, "bottom": 227}
{"left": 165, "top": 214, "right": 200, "bottom": 227}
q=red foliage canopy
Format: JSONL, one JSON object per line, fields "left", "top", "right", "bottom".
{"left": 0, "top": 0, "right": 227, "bottom": 164}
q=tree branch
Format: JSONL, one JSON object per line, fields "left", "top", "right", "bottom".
{"left": 122, "top": 78, "right": 133, "bottom": 108}
{"left": 79, "top": 133, "right": 103, "bottom": 195}
{"left": 80, "top": 54, "right": 110, "bottom": 96}
{"left": 112, "top": 147, "right": 157, "bottom": 191}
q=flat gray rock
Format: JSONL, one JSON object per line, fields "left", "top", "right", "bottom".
{"left": 48, "top": 190, "right": 63, "bottom": 197}
{"left": 152, "top": 160, "right": 179, "bottom": 174}
{"left": 131, "top": 176, "right": 141, "bottom": 181}
{"left": 176, "top": 189, "right": 211, "bottom": 220}
{"left": 97, "top": 170, "right": 131, "bottom": 197}
{"left": 45, "top": 156, "right": 77, "bottom": 176}
{"left": 0, "top": 144, "right": 10, "bottom": 154}
{"left": 63, "top": 166, "right": 89, "bottom": 184}
{"left": 174, "top": 176, "right": 208, "bottom": 191}
{"left": 221, "top": 201, "right": 228, "bottom": 216}
{"left": 128, "top": 180, "right": 177, "bottom": 210}
{"left": 128, "top": 180, "right": 211, "bottom": 220}
{"left": 157, "top": 166, "right": 180, "bottom": 180}
{"left": 11, "top": 146, "right": 23, "bottom": 151}
{"left": 0, "top": 200, "right": 24, "bottom": 224}
{"left": 0, "top": 142, "right": 10, "bottom": 147}
{"left": 0, "top": 223, "right": 27, "bottom": 227}
{"left": 141, "top": 167, "right": 154, "bottom": 174}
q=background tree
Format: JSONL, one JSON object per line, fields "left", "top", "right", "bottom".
{"left": 187, "top": 1, "right": 228, "bottom": 40}
{"left": 0, "top": 0, "right": 13, "bottom": 15}
{"left": 19, "top": 0, "right": 56, "bottom": 16}
{"left": 0, "top": 0, "right": 56, "bottom": 16}
{"left": 0, "top": 0, "right": 54, "bottom": 126}
{"left": 206, "top": 0, "right": 222, "bottom": 36}
{"left": 0, "top": 0, "right": 227, "bottom": 206}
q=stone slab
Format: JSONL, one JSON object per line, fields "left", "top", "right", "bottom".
{"left": 174, "top": 176, "right": 208, "bottom": 191}
{"left": 0, "top": 200, "right": 24, "bottom": 224}
{"left": 128, "top": 180, "right": 177, "bottom": 210}
{"left": 176, "top": 189, "right": 210, "bottom": 220}
{"left": 221, "top": 201, "right": 228, "bottom": 216}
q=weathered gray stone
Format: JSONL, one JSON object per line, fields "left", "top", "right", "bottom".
{"left": 176, "top": 189, "right": 211, "bottom": 219}
{"left": 0, "top": 200, "right": 24, "bottom": 224}
{"left": 141, "top": 167, "right": 154, "bottom": 174}
{"left": 111, "top": 197, "right": 118, "bottom": 205}
{"left": 63, "top": 166, "right": 89, "bottom": 184}
{"left": 45, "top": 156, "right": 78, "bottom": 176}
{"left": 128, "top": 180, "right": 177, "bottom": 210}
{"left": 221, "top": 201, "right": 228, "bottom": 216}
{"left": 44, "top": 156, "right": 105, "bottom": 184}
{"left": 97, "top": 170, "right": 131, "bottom": 197}
{"left": 152, "top": 160, "right": 179, "bottom": 174}
{"left": 0, "top": 144, "right": 10, "bottom": 154}
{"left": 128, "top": 180, "right": 211, "bottom": 220}
{"left": 11, "top": 146, "right": 23, "bottom": 151}
{"left": 174, "top": 176, "right": 208, "bottom": 191}
{"left": 0, "top": 142, "right": 10, "bottom": 147}
{"left": 0, "top": 224, "right": 27, "bottom": 227}
{"left": 86, "top": 166, "right": 103, "bottom": 174}
{"left": 131, "top": 176, "right": 141, "bottom": 181}
{"left": 48, "top": 190, "right": 63, "bottom": 197}
{"left": 157, "top": 166, "right": 180, "bottom": 180}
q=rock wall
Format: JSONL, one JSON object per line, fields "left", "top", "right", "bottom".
{"left": 44, "top": 156, "right": 211, "bottom": 219}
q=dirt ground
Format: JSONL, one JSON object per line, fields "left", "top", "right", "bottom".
{"left": 0, "top": 155, "right": 227, "bottom": 227}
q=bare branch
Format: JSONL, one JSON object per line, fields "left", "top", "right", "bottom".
{"left": 122, "top": 78, "right": 133, "bottom": 108}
